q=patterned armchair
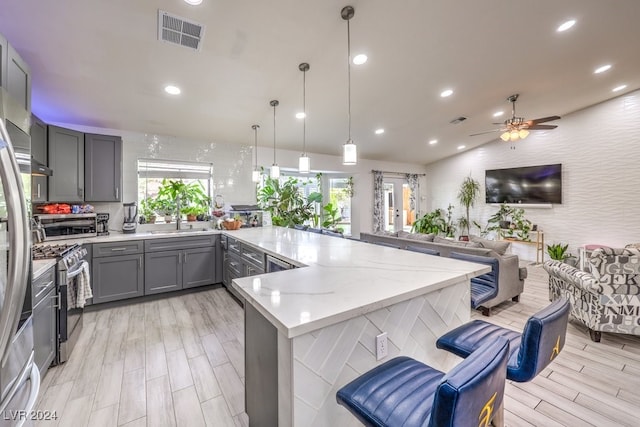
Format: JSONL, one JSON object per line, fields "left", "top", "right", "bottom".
{"left": 543, "top": 247, "right": 640, "bottom": 342}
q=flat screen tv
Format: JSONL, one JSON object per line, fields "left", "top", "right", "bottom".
{"left": 485, "top": 164, "right": 562, "bottom": 204}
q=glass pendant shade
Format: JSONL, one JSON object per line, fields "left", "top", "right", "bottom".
{"left": 500, "top": 132, "right": 510, "bottom": 142}
{"left": 270, "top": 164, "right": 280, "bottom": 179}
{"left": 252, "top": 169, "right": 261, "bottom": 182}
{"left": 299, "top": 155, "right": 310, "bottom": 174}
{"left": 343, "top": 140, "right": 357, "bottom": 165}
{"left": 518, "top": 129, "right": 530, "bottom": 139}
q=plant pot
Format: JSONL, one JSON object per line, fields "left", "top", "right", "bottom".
{"left": 147, "top": 215, "right": 156, "bottom": 224}
{"left": 499, "top": 221, "right": 511, "bottom": 229}
{"left": 164, "top": 215, "right": 173, "bottom": 223}
{"left": 196, "top": 214, "right": 206, "bottom": 221}
{"left": 459, "top": 235, "right": 469, "bottom": 241}
{"left": 186, "top": 214, "right": 197, "bottom": 222}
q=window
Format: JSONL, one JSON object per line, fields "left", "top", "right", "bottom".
{"left": 328, "top": 177, "right": 352, "bottom": 236}
{"left": 138, "top": 159, "right": 213, "bottom": 222}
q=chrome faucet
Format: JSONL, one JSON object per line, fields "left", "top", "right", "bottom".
{"left": 176, "top": 196, "right": 182, "bottom": 230}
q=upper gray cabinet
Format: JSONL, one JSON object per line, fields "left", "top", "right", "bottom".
{"left": 6, "top": 43, "right": 31, "bottom": 113}
{"left": 48, "top": 125, "right": 84, "bottom": 202}
{"left": 31, "top": 115, "right": 48, "bottom": 203}
{"left": 0, "top": 33, "right": 7, "bottom": 89}
{"left": 85, "top": 133, "right": 122, "bottom": 202}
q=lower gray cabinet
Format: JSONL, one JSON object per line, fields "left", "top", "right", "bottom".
{"left": 145, "top": 250, "right": 182, "bottom": 295}
{"left": 92, "top": 253, "right": 144, "bottom": 303}
{"left": 33, "top": 287, "right": 55, "bottom": 375}
{"left": 183, "top": 246, "right": 216, "bottom": 289}
{"left": 143, "top": 236, "right": 219, "bottom": 296}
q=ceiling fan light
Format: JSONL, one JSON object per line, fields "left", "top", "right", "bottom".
{"left": 298, "top": 154, "right": 310, "bottom": 174}
{"left": 519, "top": 129, "right": 530, "bottom": 139}
{"left": 510, "top": 130, "right": 520, "bottom": 141}
{"left": 343, "top": 140, "right": 357, "bottom": 165}
{"left": 270, "top": 164, "right": 280, "bottom": 179}
{"left": 252, "top": 169, "right": 261, "bottom": 183}
{"left": 500, "top": 132, "right": 511, "bottom": 142}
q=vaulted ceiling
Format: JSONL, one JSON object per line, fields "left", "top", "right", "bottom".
{"left": 1, "top": 0, "right": 639, "bottom": 164}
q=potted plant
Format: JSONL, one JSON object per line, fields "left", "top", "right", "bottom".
{"left": 547, "top": 243, "right": 577, "bottom": 266}
{"left": 139, "top": 198, "right": 157, "bottom": 224}
{"left": 322, "top": 202, "right": 342, "bottom": 231}
{"left": 181, "top": 206, "right": 201, "bottom": 222}
{"left": 412, "top": 209, "right": 445, "bottom": 235}
{"left": 156, "top": 179, "right": 211, "bottom": 221}
{"left": 457, "top": 176, "right": 481, "bottom": 239}
{"left": 488, "top": 203, "right": 514, "bottom": 230}
{"left": 257, "top": 176, "right": 322, "bottom": 227}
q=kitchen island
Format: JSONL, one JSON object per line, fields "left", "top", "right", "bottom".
{"left": 229, "top": 227, "right": 490, "bottom": 427}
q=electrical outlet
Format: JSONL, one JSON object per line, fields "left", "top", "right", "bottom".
{"left": 376, "top": 332, "right": 388, "bottom": 360}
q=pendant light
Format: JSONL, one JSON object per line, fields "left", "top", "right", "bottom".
{"left": 270, "top": 99, "right": 281, "bottom": 179}
{"left": 251, "top": 124, "right": 261, "bottom": 182}
{"left": 341, "top": 5, "right": 357, "bottom": 165}
{"left": 298, "top": 63, "right": 311, "bottom": 174}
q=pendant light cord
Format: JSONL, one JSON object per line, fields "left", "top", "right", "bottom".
{"left": 303, "top": 69, "right": 307, "bottom": 155}
{"left": 253, "top": 125, "right": 258, "bottom": 169}
{"left": 347, "top": 17, "right": 352, "bottom": 141}
{"left": 273, "top": 104, "right": 277, "bottom": 164}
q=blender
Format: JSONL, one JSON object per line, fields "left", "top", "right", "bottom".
{"left": 123, "top": 202, "right": 138, "bottom": 233}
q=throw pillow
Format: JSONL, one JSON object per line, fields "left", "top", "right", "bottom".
{"left": 470, "top": 235, "right": 511, "bottom": 255}
{"left": 397, "top": 230, "right": 412, "bottom": 239}
{"left": 405, "top": 232, "right": 435, "bottom": 242}
{"left": 374, "top": 230, "right": 398, "bottom": 238}
{"left": 433, "top": 236, "right": 456, "bottom": 244}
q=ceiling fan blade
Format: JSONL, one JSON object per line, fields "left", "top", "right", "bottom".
{"left": 527, "top": 124, "right": 558, "bottom": 130}
{"left": 470, "top": 129, "right": 501, "bottom": 136}
{"left": 526, "top": 115, "right": 561, "bottom": 125}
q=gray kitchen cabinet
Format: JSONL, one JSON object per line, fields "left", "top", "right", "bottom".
{"left": 92, "top": 241, "right": 144, "bottom": 304}
{"left": 0, "top": 33, "right": 7, "bottom": 88}
{"left": 6, "top": 42, "right": 31, "bottom": 112}
{"left": 144, "top": 236, "right": 218, "bottom": 294}
{"left": 84, "top": 133, "right": 122, "bottom": 202}
{"left": 32, "top": 265, "right": 56, "bottom": 375}
{"left": 144, "top": 250, "right": 182, "bottom": 295}
{"left": 48, "top": 125, "right": 84, "bottom": 202}
{"left": 30, "top": 115, "right": 48, "bottom": 202}
{"left": 183, "top": 246, "right": 217, "bottom": 289}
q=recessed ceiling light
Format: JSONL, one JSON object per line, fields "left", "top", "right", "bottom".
{"left": 184, "top": 0, "right": 203, "bottom": 5}
{"left": 353, "top": 54, "right": 368, "bottom": 65}
{"left": 440, "top": 89, "right": 453, "bottom": 98}
{"left": 557, "top": 19, "right": 576, "bottom": 32}
{"left": 429, "top": 139, "right": 438, "bottom": 145}
{"left": 164, "top": 85, "right": 181, "bottom": 95}
{"left": 295, "top": 112, "right": 306, "bottom": 119}
{"left": 375, "top": 128, "right": 384, "bottom": 135}
{"left": 594, "top": 64, "right": 612, "bottom": 74}
{"left": 493, "top": 111, "right": 504, "bottom": 117}
{"left": 457, "top": 145, "right": 465, "bottom": 150}
{"left": 612, "top": 84, "right": 627, "bottom": 92}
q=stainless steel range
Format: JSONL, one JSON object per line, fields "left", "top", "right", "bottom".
{"left": 32, "top": 243, "right": 88, "bottom": 364}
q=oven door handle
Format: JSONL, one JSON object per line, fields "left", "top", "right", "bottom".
{"left": 66, "top": 262, "right": 85, "bottom": 279}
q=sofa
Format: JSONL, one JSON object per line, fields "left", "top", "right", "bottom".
{"left": 359, "top": 231, "right": 527, "bottom": 313}
{"left": 543, "top": 247, "right": 640, "bottom": 342}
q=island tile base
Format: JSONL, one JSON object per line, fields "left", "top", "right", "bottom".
{"left": 246, "top": 280, "right": 470, "bottom": 426}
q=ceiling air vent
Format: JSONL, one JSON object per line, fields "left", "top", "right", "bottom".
{"left": 450, "top": 116, "right": 467, "bottom": 124}
{"left": 158, "top": 10, "right": 205, "bottom": 51}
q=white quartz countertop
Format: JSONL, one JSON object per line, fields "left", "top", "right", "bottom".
{"left": 32, "top": 259, "right": 57, "bottom": 279}
{"left": 229, "top": 227, "right": 491, "bottom": 338}
{"left": 33, "top": 227, "right": 221, "bottom": 247}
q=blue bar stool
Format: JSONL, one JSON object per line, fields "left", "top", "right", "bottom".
{"left": 337, "top": 337, "right": 510, "bottom": 427}
{"left": 437, "top": 298, "right": 570, "bottom": 382}
{"left": 450, "top": 252, "right": 499, "bottom": 316}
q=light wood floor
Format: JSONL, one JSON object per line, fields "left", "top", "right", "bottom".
{"left": 34, "top": 266, "right": 640, "bottom": 426}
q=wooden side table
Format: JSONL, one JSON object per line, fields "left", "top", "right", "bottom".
{"left": 500, "top": 230, "right": 545, "bottom": 264}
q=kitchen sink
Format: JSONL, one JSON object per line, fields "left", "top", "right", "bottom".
{"left": 148, "top": 228, "right": 209, "bottom": 235}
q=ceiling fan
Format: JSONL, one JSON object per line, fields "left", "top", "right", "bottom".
{"left": 471, "top": 94, "right": 560, "bottom": 142}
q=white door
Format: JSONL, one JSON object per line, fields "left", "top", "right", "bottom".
{"left": 383, "top": 178, "right": 405, "bottom": 233}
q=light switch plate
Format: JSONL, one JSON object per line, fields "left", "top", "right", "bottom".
{"left": 376, "top": 332, "right": 388, "bottom": 360}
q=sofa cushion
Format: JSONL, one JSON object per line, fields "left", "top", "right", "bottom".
{"left": 433, "top": 236, "right": 481, "bottom": 248}
{"left": 470, "top": 235, "right": 511, "bottom": 256}
{"left": 374, "top": 230, "right": 398, "bottom": 238}
{"left": 401, "top": 231, "right": 435, "bottom": 242}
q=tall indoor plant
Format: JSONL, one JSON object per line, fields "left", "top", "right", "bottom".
{"left": 457, "top": 176, "right": 481, "bottom": 239}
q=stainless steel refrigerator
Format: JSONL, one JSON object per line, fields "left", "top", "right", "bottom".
{"left": 0, "top": 113, "right": 40, "bottom": 424}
